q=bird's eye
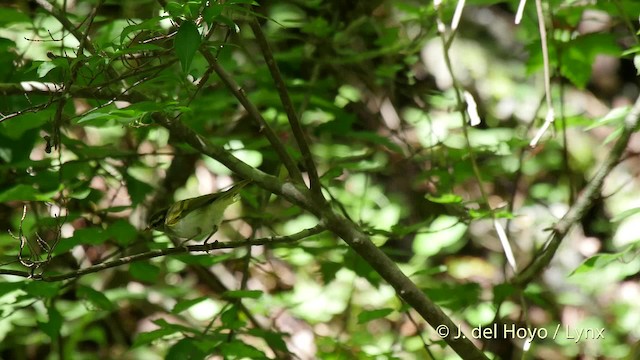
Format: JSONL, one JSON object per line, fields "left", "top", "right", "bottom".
{"left": 149, "top": 209, "right": 168, "bottom": 228}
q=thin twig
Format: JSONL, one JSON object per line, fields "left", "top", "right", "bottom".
{"left": 199, "top": 50, "right": 304, "bottom": 184}
{"left": 249, "top": 18, "right": 323, "bottom": 198}
{"left": 3, "top": 225, "right": 326, "bottom": 282}
{"left": 515, "top": 94, "right": 640, "bottom": 285}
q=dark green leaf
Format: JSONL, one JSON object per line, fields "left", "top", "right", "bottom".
{"left": 132, "top": 327, "right": 179, "bottom": 348}
{"left": 129, "top": 262, "right": 160, "bottom": 282}
{"left": 247, "top": 329, "right": 289, "bottom": 352}
{"left": 24, "top": 282, "right": 61, "bottom": 298}
{"left": 38, "top": 305, "right": 62, "bottom": 340}
{"left": 171, "top": 296, "right": 208, "bottom": 314}
{"left": 106, "top": 219, "right": 138, "bottom": 246}
{"left": 220, "top": 340, "right": 267, "bottom": 359}
{"left": 174, "top": 20, "right": 201, "bottom": 73}
{"left": 77, "top": 285, "right": 115, "bottom": 311}
{"left": 357, "top": 308, "right": 394, "bottom": 324}
{"left": 72, "top": 228, "right": 109, "bottom": 245}
{"left": 223, "top": 290, "right": 263, "bottom": 299}
{"left": 220, "top": 306, "right": 246, "bottom": 330}
{"left": 166, "top": 338, "right": 207, "bottom": 360}
{"left": 0, "top": 184, "right": 59, "bottom": 202}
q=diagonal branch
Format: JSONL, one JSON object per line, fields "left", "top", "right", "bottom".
{"left": 199, "top": 49, "right": 305, "bottom": 185}
{"left": 249, "top": 18, "right": 323, "bottom": 198}
{"left": 154, "top": 112, "right": 488, "bottom": 359}
{"left": 515, "top": 95, "right": 640, "bottom": 285}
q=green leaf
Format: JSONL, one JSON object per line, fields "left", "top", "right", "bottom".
{"left": 0, "top": 184, "right": 60, "bottom": 202}
{"left": 0, "top": 112, "right": 50, "bottom": 140}
{"left": 223, "top": 290, "right": 263, "bottom": 299}
{"left": 174, "top": 20, "right": 201, "bottom": 73}
{"left": 422, "top": 283, "right": 481, "bottom": 310}
{"left": 166, "top": 338, "right": 207, "bottom": 360}
{"left": 120, "top": 18, "right": 162, "bottom": 44}
{"left": 132, "top": 327, "right": 179, "bottom": 348}
{"left": 72, "top": 228, "right": 109, "bottom": 245}
{"left": 611, "top": 207, "right": 640, "bottom": 223}
{"left": 220, "top": 306, "right": 246, "bottom": 330}
{"left": 171, "top": 296, "right": 208, "bottom": 314}
{"left": 77, "top": 285, "right": 115, "bottom": 311}
{"left": 0, "top": 281, "right": 26, "bottom": 295}
{"left": 129, "top": 262, "right": 160, "bottom": 282}
{"left": 123, "top": 172, "right": 154, "bottom": 205}
{"left": 220, "top": 340, "right": 267, "bottom": 359}
{"left": 570, "top": 246, "right": 635, "bottom": 276}
{"left": 560, "top": 33, "right": 620, "bottom": 88}
{"left": 38, "top": 305, "right": 62, "bottom": 340}
{"left": 246, "top": 329, "right": 289, "bottom": 352}
{"left": 492, "top": 283, "right": 516, "bottom": 304}
{"left": 106, "top": 219, "right": 138, "bottom": 246}
{"left": 585, "top": 106, "right": 630, "bottom": 131}
{"left": 357, "top": 308, "right": 394, "bottom": 324}
{"left": 413, "top": 216, "right": 468, "bottom": 256}
{"left": 24, "top": 282, "right": 61, "bottom": 298}
{"left": 164, "top": 2, "right": 184, "bottom": 17}
{"left": 426, "top": 193, "right": 463, "bottom": 204}
{"left": 174, "top": 253, "right": 234, "bottom": 266}
{"left": 0, "top": 7, "right": 30, "bottom": 25}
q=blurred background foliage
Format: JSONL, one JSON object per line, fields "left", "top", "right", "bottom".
{"left": 1, "top": 0, "right": 640, "bottom": 359}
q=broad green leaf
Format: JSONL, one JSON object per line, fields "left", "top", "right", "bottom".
{"left": 247, "top": 329, "right": 289, "bottom": 352}
{"left": 0, "top": 7, "right": 30, "bottom": 25}
{"left": 357, "top": 308, "right": 394, "bottom": 324}
{"left": 166, "top": 338, "right": 207, "bottom": 360}
{"left": 164, "top": 2, "right": 184, "bottom": 17}
{"left": 171, "top": 296, "right": 208, "bottom": 314}
{"left": 132, "top": 327, "right": 179, "bottom": 348}
{"left": 106, "top": 219, "right": 138, "bottom": 246}
{"left": 174, "top": 20, "right": 201, "bottom": 73}
{"left": 38, "top": 305, "right": 62, "bottom": 340}
{"left": 0, "top": 184, "right": 60, "bottom": 202}
{"left": 77, "top": 285, "right": 115, "bottom": 311}
{"left": 422, "top": 283, "right": 481, "bottom": 310}
{"left": 72, "top": 228, "right": 109, "bottom": 245}
{"left": 220, "top": 306, "right": 246, "bottom": 330}
{"left": 413, "top": 215, "right": 468, "bottom": 256}
{"left": 0, "top": 112, "right": 50, "bottom": 139}
{"left": 120, "top": 18, "right": 162, "bottom": 44}
{"left": 129, "top": 262, "right": 160, "bottom": 282}
{"left": 220, "top": 340, "right": 267, "bottom": 358}
{"left": 24, "top": 282, "right": 61, "bottom": 298}
{"left": 570, "top": 246, "right": 635, "bottom": 276}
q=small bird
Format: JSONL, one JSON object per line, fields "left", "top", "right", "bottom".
{"left": 147, "top": 179, "right": 250, "bottom": 241}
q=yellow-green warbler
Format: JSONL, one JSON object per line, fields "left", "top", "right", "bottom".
{"left": 148, "top": 179, "right": 250, "bottom": 241}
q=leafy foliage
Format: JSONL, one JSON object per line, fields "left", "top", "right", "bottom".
{"left": 1, "top": 0, "right": 640, "bottom": 359}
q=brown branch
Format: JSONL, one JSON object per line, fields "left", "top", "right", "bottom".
{"left": 0, "top": 82, "right": 140, "bottom": 102}
{"left": 249, "top": 18, "right": 323, "bottom": 198}
{"left": 199, "top": 50, "right": 304, "bottom": 185}
{"left": 153, "top": 110, "right": 488, "bottom": 358}
{"left": 1, "top": 225, "right": 326, "bottom": 282}
{"left": 514, "top": 95, "right": 640, "bottom": 285}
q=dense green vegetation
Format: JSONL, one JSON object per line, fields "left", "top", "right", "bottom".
{"left": 1, "top": 0, "right": 640, "bottom": 359}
